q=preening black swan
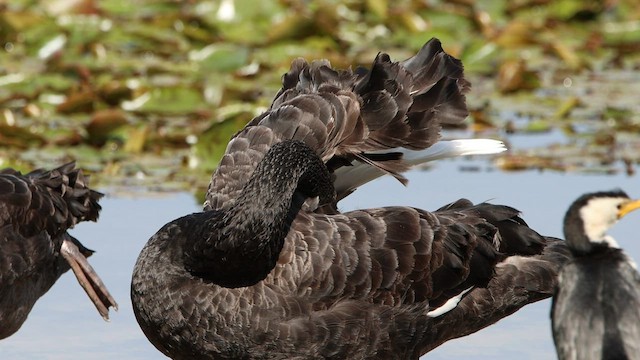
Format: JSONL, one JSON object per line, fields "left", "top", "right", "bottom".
{"left": 131, "top": 38, "right": 571, "bottom": 359}
{"left": 0, "top": 162, "right": 117, "bottom": 339}
{"left": 552, "top": 190, "right": 640, "bottom": 360}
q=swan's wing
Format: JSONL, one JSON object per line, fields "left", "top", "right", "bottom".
{"left": 248, "top": 201, "right": 568, "bottom": 358}
{"left": 0, "top": 162, "right": 102, "bottom": 238}
{"left": 205, "top": 38, "right": 472, "bottom": 210}
{"left": 290, "top": 205, "right": 502, "bottom": 307}
{"left": 422, "top": 240, "right": 571, "bottom": 354}
{"left": 284, "top": 200, "right": 549, "bottom": 306}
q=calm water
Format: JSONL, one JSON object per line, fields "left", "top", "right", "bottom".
{"left": 2, "top": 156, "right": 639, "bottom": 360}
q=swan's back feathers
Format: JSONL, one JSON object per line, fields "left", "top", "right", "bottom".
{"left": 204, "top": 126, "right": 276, "bottom": 211}
{"left": 279, "top": 201, "right": 548, "bottom": 310}
{"left": 205, "top": 38, "right": 469, "bottom": 210}
{"left": 0, "top": 162, "right": 102, "bottom": 238}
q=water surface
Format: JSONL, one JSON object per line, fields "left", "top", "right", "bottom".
{"left": 1, "top": 158, "right": 638, "bottom": 360}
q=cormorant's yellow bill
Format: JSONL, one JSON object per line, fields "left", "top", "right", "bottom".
{"left": 618, "top": 199, "right": 640, "bottom": 218}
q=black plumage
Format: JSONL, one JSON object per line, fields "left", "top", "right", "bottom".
{"left": 0, "top": 162, "right": 117, "bottom": 339}
{"left": 552, "top": 190, "right": 640, "bottom": 360}
{"left": 131, "top": 38, "right": 571, "bottom": 359}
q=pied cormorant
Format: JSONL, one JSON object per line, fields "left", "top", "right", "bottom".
{"left": 552, "top": 190, "right": 640, "bottom": 360}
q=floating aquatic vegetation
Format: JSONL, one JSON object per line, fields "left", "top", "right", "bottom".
{"left": 1, "top": 0, "right": 639, "bottom": 192}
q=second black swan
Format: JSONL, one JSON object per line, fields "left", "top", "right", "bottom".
{"left": 0, "top": 162, "right": 117, "bottom": 339}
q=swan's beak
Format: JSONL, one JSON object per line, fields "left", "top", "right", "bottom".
{"left": 60, "top": 237, "right": 118, "bottom": 321}
{"left": 618, "top": 199, "right": 640, "bottom": 219}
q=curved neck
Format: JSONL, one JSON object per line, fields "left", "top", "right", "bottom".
{"left": 184, "top": 140, "right": 334, "bottom": 288}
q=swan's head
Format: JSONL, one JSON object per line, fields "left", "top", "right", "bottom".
{"left": 563, "top": 190, "right": 640, "bottom": 253}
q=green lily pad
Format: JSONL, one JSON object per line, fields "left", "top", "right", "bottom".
{"left": 137, "top": 86, "right": 207, "bottom": 114}
{"left": 192, "top": 44, "right": 249, "bottom": 73}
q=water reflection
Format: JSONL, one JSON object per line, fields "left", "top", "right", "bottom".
{"left": 1, "top": 158, "right": 638, "bottom": 360}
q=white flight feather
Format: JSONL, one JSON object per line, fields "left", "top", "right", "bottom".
{"left": 333, "top": 139, "right": 506, "bottom": 196}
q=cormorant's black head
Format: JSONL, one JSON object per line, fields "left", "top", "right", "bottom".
{"left": 563, "top": 190, "right": 640, "bottom": 254}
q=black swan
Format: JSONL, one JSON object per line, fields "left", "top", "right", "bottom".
{"left": 0, "top": 162, "right": 117, "bottom": 339}
{"left": 132, "top": 38, "right": 571, "bottom": 359}
{"left": 552, "top": 190, "right": 640, "bottom": 359}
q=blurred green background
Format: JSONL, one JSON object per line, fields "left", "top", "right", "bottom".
{"left": 1, "top": 0, "right": 639, "bottom": 193}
